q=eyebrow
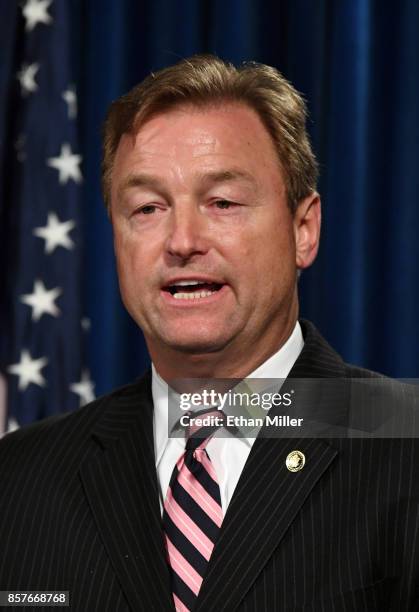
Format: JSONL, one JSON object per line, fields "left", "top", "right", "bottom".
{"left": 117, "top": 168, "right": 257, "bottom": 200}
{"left": 197, "top": 169, "right": 257, "bottom": 188}
{"left": 117, "top": 173, "right": 165, "bottom": 200}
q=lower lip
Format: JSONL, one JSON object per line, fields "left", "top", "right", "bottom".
{"left": 160, "top": 284, "right": 229, "bottom": 307}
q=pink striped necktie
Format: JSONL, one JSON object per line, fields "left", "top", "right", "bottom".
{"left": 163, "top": 412, "right": 224, "bottom": 612}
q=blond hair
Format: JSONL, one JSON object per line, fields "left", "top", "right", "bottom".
{"left": 102, "top": 54, "right": 318, "bottom": 212}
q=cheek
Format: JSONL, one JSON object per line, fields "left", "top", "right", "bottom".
{"left": 218, "top": 225, "right": 255, "bottom": 259}
{"left": 119, "top": 250, "right": 149, "bottom": 287}
{"left": 254, "top": 232, "right": 296, "bottom": 291}
{"left": 114, "top": 234, "right": 147, "bottom": 293}
{"left": 114, "top": 223, "right": 144, "bottom": 264}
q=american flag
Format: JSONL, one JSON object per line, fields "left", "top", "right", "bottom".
{"left": 0, "top": 0, "right": 94, "bottom": 431}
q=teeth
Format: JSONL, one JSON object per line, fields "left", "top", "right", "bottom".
{"left": 173, "top": 290, "right": 215, "bottom": 300}
{"left": 170, "top": 280, "right": 202, "bottom": 287}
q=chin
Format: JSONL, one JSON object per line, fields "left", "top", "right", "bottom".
{"left": 160, "top": 331, "right": 231, "bottom": 355}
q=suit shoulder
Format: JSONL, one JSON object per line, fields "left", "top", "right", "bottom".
{"left": 0, "top": 379, "right": 145, "bottom": 463}
{"left": 342, "top": 363, "right": 419, "bottom": 443}
{"left": 343, "top": 362, "right": 384, "bottom": 379}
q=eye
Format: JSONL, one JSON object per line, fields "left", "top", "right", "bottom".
{"left": 136, "top": 204, "right": 157, "bottom": 215}
{"left": 214, "top": 199, "right": 236, "bottom": 210}
{"left": 134, "top": 204, "right": 157, "bottom": 215}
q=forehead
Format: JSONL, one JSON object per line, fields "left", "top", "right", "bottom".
{"left": 111, "top": 103, "right": 284, "bottom": 191}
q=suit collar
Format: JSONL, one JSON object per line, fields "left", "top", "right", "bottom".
{"left": 89, "top": 318, "right": 345, "bottom": 444}
{"left": 289, "top": 319, "right": 346, "bottom": 378}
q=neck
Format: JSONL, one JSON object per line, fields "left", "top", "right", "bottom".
{"left": 149, "top": 312, "right": 298, "bottom": 383}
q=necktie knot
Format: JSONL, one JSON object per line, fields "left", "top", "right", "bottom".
{"left": 184, "top": 407, "right": 225, "bottom": 452}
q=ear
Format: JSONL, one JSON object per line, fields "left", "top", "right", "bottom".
{"left": 293, "top": 192, "right": 321, "bottom": 270}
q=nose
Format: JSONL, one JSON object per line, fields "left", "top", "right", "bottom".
{"left": 165, "top": 205, "right": 209, "bottom": 260}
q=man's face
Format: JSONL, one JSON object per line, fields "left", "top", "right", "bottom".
{"left": 111, "top": 103, "right": 302, "bottom": 364}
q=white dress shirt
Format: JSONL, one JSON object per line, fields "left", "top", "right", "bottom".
{"left": 153, "top": 321, "right": 304, "bottom": 515}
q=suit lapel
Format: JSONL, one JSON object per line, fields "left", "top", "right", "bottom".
{"left": 196, "top": 320, "right": 345, "bottom": 611}
{"left": 195, "top": 435, "right": 338, "bottom": 611}
{"left": 79, "top": 373, "right": 174, "bottom": 612}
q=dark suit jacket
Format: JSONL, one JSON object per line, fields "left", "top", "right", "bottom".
{"left": 0, "top": 320, "right": 418, "bottom": 611}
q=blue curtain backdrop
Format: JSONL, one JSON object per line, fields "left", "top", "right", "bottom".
{"left": 1, "top": 0, "right": 419, "bottom": 420}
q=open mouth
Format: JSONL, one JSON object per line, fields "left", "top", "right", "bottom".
{"left": 163, "top": 280, "right": 224, "bottom": 300}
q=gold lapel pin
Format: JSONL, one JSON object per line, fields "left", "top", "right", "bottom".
{"left": 286, "top": 450, "right": 305, "bottom": 472}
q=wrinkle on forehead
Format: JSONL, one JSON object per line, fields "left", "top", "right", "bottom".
{"left": 131, "top": 103, "right": 262, "bottom": 157}
{"left": 112, "top": 103, "right": 285, "bottom": 198}
{"left": 132, "top": 126, "right": 221, "bottom": 162}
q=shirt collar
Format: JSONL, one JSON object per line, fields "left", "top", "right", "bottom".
{"left": 152, "top": 320, "right": 304, "bottom": 464}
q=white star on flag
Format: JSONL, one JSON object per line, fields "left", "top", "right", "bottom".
{"left": 47, "top": 143, "right": 82, "bottom": 184}
{"left": 22, "top": 0, "right": 53, "bottom": 32}
{"left": 81, "top": 317, "right": 91, "bottom": 332}
{"left": 8, "top": 350, "right": 48, "bottom": 391}
{"left": 7, "top": 418, "right": 20, "bottom": 433}
{"left": 14, "top": 134, "right": 27, "bottom": 162}
{"left": 20, "top": 279, "right": 62, "bottom": 322}
{"left": 62, "top": 86, "right": 77, "bottom": 119}
{"left": 70, "top": 371, "right": 95, "bottom": 407}
{"left": 33, "top": 212, "right": 75, "bottom": 254}
{"left": 17, "top": 62, "right": 40, "bottom": 95}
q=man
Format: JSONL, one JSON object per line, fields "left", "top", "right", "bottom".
{"left": 0, "top": 55, "right": 418, "bottom": 611}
